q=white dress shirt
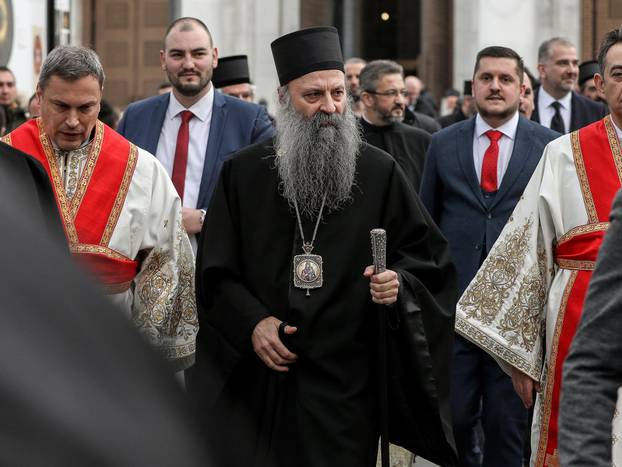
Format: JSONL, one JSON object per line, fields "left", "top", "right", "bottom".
{"left": 472, "top": 111, "right": 519, "bottom": 187}
{"left": 155, "top": 87, "right": 214, "bottom": 210}
{"left": 538, "top": 87, "right": 572, "bottom": 133}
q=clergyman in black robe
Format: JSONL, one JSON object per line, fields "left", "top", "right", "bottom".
{"left": 189, "top": 26, "right": 458, "bottom": 467}
{"left": 358, "top": 60, "right": 432, "bottom": 191}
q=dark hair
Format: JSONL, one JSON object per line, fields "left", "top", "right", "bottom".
{"left": 98, "top": 99, "right": 119, "bottom": 130}
{"left": 538, "top": 37, "right": 575, "bottom": 64}
{"left": 473, "top": 46, "right": 524, "bottom": 83}
{"left": 164, "top": 17, "right": 213, "bottom": 48}
{"left": 359, "top": 60, "right": 404, "bottom": 93}
{"left": 38, "top": 46, "right": 105, "bottom": 90}
{"left": 598, "top": 27, "right": 622, "bottom": 75}
{"left": 0, "top": 66, "right": 14, "bottom": 79}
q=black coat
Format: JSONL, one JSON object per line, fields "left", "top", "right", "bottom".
{"left": 360, "top": 118, "right": 431, "bottom": 191}
{"left": 0, "top": 142, "right": 209, "bottom": 467}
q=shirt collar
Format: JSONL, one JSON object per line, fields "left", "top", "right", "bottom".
{"left": 475, "top": 111, "right": 519, "bottom": 140}
{"left": 540, "top": 87, "right": 572, "bottom": 110}
{"left": 167, "top": 85, "right": 214, "bottom": 122}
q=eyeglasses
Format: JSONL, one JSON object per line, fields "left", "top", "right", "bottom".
{"left": 366, "top": 89, "right": 409, "bottom": 98}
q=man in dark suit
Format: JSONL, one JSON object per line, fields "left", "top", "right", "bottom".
{"left": 420, "top": 46, "right": 559, "bottom": 467}
{"left": 532, "top": 37, "right": 607, "bottom": 132}
{"left": 118, "top": 17, "right": 274, "bottom": 245}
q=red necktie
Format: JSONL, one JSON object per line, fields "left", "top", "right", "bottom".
{"left": 480, "top": 130, "right": 503, "bottom": 192}
{"left": 171, "top": 110, "right": 194, "bottom": 200}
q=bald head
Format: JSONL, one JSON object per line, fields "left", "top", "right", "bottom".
{"left": 404, "top": 75, "right": 423, "bottom": 106}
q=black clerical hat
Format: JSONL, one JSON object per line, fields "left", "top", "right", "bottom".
{"left": 578, "top": 60, "right": 599, "bottom": 86}
{"left": 212, "top": 55, "right": 251, "bottom": 88}
{"left": 463, "top": 80, "right": 472, "bottom": 96}
{"left": 271, "top": 26, "right": 344, "bottom": 85}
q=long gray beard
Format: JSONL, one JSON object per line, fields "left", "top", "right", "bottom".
{"left": 274, "top": 96, "right": 361, "bottom": 218}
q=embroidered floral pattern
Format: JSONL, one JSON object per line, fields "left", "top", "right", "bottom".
{"left": 497, "top": 248, "right": 546, "bottom": 351}
{"left": 56, "top": 144, "right": 90, "bottom": 199}
{"left": 460, "top": 217, "right": 534, "bottom": 325}
{"left": 133, "top": 218, "right": 198, "bottom": 367}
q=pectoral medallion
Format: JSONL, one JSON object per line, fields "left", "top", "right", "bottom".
{"left": 293, "top": 244, "right": 323, "bottom": 296}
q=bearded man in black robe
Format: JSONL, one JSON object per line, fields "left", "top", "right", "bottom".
{"left": 189, "top": 26, "right": 458, "bottom": 467}
{"left": 359, "top": 60, "right": 432, "bottom": 191}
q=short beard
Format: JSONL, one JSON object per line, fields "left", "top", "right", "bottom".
{"left": 274, "top": 89, "right": 361, "bottom": 218}
{"left": 379, "top": 108, "right": 404, "bottom": 125}
{"left": 168, "top": 72, "right": 211, "bottom": 97}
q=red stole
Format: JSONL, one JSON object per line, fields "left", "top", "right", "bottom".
{"left": 537, "top": 117, "right": 621, "bottom": 465}
{"left": 2, "top": 119, "right": 139, "bottom": 293}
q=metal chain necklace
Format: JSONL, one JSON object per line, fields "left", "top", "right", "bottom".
{"left": 292, "top": 193, "right": 327, "bottom": 296}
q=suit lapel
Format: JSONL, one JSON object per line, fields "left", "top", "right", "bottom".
{"left": 197, "top": 91, "right": 226, "bottom": 209}
{"left": 531, "top": 87, "right": 541, "bottom": 124}
{"left": 146, "top": 94, "right": 168, "bottom": 154}
{"left": 490, "top": 117, "right": 534, "bottom": 209}
{"left": 570, "top": 91, "right": 580, "bottom": 132}
{"left": 457, "top": 119, "right": 486, "bottom": 208}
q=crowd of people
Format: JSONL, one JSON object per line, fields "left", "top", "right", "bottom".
{"left": 3, "top": 13, "right": 622, "bottom": 467}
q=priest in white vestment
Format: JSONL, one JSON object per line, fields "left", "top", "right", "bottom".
{"left": 3, "top": 46, "right": 197, "bottom": 371}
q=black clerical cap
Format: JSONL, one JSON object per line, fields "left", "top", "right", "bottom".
{"left": 463, "top": 80, "right": 472, "bottom": 96}
{"left": 271, "top": 26, "right": 344, "bottom": 85}
{"left": 212, "top": 55, "right": 251, "bottom": 88}
{"left": 578, "top": 60, "right": 599, "bottom": 86}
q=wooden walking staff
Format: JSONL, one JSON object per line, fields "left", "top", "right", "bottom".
{"left": 371, "top": 228, "right": 389, "bottom": 467}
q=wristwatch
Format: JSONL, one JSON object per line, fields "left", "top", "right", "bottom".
{"left": 199, "top": 209, "right": 207, "bottom": 225}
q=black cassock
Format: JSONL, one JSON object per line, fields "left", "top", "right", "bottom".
{"left": 360, "top": 118, "right": 431, "bottom": 191}
{"left": 190, "top": 139, "right": 458, "bottom": 466}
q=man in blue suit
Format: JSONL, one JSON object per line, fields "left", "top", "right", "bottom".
{"left": 420, "top": 46, "right": 559, "bottom": 467}
{"left": 532, "top": 37, "right": 607, "bottom": 133}
{"left": 118, "top": 17, "right": 273, "bottom": 245}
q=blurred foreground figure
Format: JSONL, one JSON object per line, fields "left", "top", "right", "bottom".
{"left": 456, "top": 27, "right": 622, "bottom": 466}
{"left": 2, "top": 45, "right": 198, "bottom": 371}
{"left": 189, "top": 26, "right": 458, "bottom": 467}
{"left": 559, "top": 188, "right": 622, "bottom": 466}
{"left": 0, "top": 143, "right": 208, "bottom": 467}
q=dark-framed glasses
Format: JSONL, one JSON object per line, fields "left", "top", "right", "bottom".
{"left": 366, "top": 89, "right": 409, "bottom": 98}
